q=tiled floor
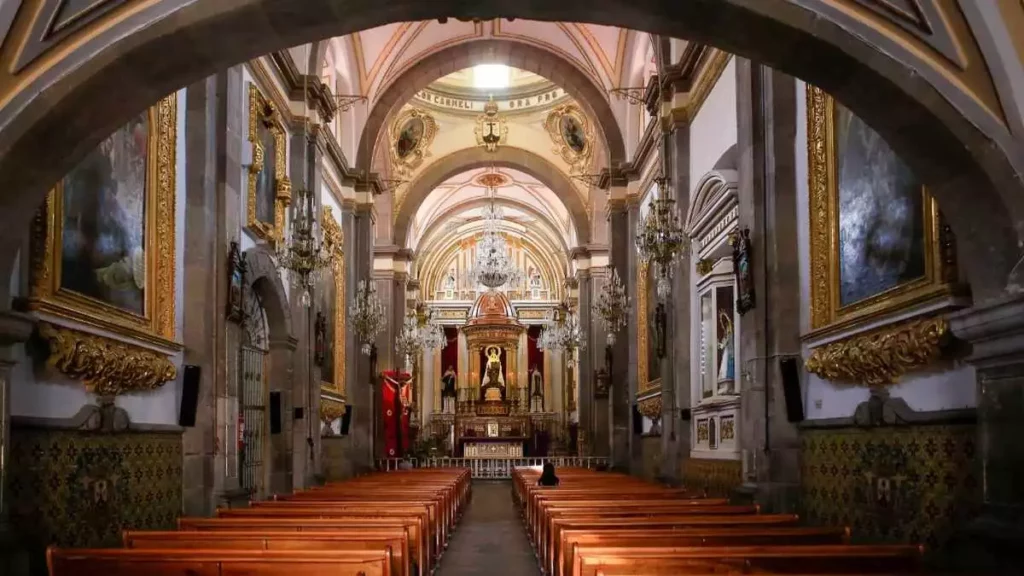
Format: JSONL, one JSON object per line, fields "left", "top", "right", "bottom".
{"left": 436, "top": 480, "right": 542, "bottom": 576}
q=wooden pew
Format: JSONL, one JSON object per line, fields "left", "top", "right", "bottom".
{"left": 124, "top": 529, "right": 409, "bottom": 576}
{"left": 47, "top": 547, "right": 393, "bottom": 576}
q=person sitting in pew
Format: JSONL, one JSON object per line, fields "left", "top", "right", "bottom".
{"left": 538, "top": 462, "right": 560, "bottom": 487}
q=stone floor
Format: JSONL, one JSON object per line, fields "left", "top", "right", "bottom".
{"left": 436, "top": 480, "right": 541, "bottom": 576}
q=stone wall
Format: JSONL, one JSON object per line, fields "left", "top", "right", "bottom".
{"left": 681, "top": 458, "right": 743, "bottom": 498}
{"left": 800, "top": 423, "right": 979, "bottom": 563}
{"left": 7, "top": 426, "right": 182, "bottom": 575}
{"left": 322, "top": 435, "right": 352, "bottom": 481}
{"left": 637, "top": 434, "right": 662, "bottom": 480}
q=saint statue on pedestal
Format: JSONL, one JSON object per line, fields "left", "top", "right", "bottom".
{"left": 480, "top": 346, "right": 506, "bottom": 402}
{"left": 529, "top": 365, "right": 544, "bottom": 413}
{"left": 441, "top": 365, "right": 457, "bottom": 414}
{"left": 717, "top": 309, "right": 736, "bottom": 394}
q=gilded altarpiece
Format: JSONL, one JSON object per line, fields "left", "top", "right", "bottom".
{"left": 804, "top": 86, "right": 960, "bottom": 386}
{"left": 247, "top": 83, "right": 291, "bottom": 244}
{"left": 27, "top": 95, "right": 179, "bottom": 395}
{"left": 319, "top": 207, "right": 346, "bottom": 423}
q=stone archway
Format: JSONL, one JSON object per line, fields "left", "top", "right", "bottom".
{"left": 414, "top": 196, "right": 573, "bottom": 256}
{"left": 0, "top": 1, "right": 1018, "bottom": 299}
{"left": 394, "top": 147, "right": 591, "bottom": 250}
{"left": 243, "top": 246, "right": 296, "bottom": 496}
{"left": 355, "top": 39, "right": 627, "bottom": 172}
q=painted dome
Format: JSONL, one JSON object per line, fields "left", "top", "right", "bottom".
{"left": 467, "top": 290, "right": 517, "bottom": 326}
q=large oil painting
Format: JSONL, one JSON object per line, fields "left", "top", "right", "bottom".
{"left": 60, "top": 113, "right": 149, "bottom": 316}
{"left": 807, "top": 86, "right": 953, "bottom": 333}
{"left": 254, "top": 117, "right": 277, "bottom": 225}
{"left": 834, "top": 104, "right": 925, "bottom": 307}
{"left": 246, "top": 83, "right": 289, "bottom": 243}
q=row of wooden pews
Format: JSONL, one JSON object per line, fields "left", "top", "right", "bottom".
{"left": 46, "top": 468, "right": 470, "bottom": 576}
{"left": 513, "top": 467, "right": 925, "bottom": 576}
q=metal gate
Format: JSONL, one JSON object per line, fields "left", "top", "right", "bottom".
{"left": 239, "top": 289, "right": 269, "bottom": 497}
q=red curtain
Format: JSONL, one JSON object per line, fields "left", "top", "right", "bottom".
{"left": 527, "top": 325, "right": 544, "bottom": 381}
{"left": 381, "top": 371, "right": 412, "bottom": 458}
{"left": 441, "top": 327, "right": 458, "bottom": 377}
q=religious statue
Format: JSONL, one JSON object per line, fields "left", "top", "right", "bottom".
{"left": 731, "top": 228, "right": 756, "bottom": 315}
{"left": 480, "top": 346, "right": 506, "bottom": 402}
{"left": 529, "top": 268, "right": 542, "bottom": 299}
{"left": 441, "top": 365, "right": 457, "bottom": 414}
{"left": 717, "top": 310, "right": 736, "bottom": 394}
{"left": 444, "top": 268, "right": 456, "bottom": 299}
{"left": 313, "top": 311, "right": 327, "bottom": 366}
{"left": 529, "top": 365, "right": 544, "bottom": 413}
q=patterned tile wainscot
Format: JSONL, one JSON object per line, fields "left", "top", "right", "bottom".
{"left": 800, "top": 424, "right": 979, "bottom": 557}
{"left": 681, "top": 458, "right": 742, "bottom": 498}
{"left": 7, "top": 426, "right": 183, "bottom": 574}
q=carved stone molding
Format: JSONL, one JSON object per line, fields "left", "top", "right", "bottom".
{"left": 37, "top": 323, "right": 177, "bottom": 396}
{"left": 805, "top": 316, "right": 950, "bottom": 386}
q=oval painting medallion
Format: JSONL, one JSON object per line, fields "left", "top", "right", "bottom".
{"left": 395, "top": 117, "right": 425, "bottom": 159}
{"left": 559, "top": 115, "right": 586, "bottom": 154}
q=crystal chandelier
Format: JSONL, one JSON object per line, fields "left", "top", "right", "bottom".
{"left": 276, "top": 179, "right": 334, "bottom": 307}
{"left": 594, "top": 267, "right": 629, "bottom": 346}
{"left": 349, "top": 280, "right": 386, "bottom": 355}
{"left": 464, "top": 183, "right": 523, "bottom": 290}
{"left": 538, "top": 302, "right": 586, "bottom": 353}
{"left": 395, "top": 305, "right": 446, "bottom": 362}
{"left": 636, "top": 177, "right": 688, "bottom": 299}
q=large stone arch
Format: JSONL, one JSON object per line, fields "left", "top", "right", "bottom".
{"left": 394, "top": 146, "right": 591, "bottom": 250}
{"left": 413, "top": 196, "right": 573, "bottom": 255}
{"left": 354, "top": 39, "right": 627, "bottom": 173}
{"left": 0, "top": 1, "right": 1019, "bottom": 299}
{"left": 244, "top": 246, "right": 294, "bottom": 344}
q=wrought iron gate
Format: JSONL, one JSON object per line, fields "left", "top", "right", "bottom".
{"left": 239, "top": 289, "right": 269, "bottom": 496}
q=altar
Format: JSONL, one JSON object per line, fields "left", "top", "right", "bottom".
{"left": 459, "top": 436, "right": 527, "bottom": 458}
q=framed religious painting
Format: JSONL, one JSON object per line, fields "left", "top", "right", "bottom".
{"left": 246, "top": 83, "right": 291, "bottom": 244}
{"left": 544, "top": 103, "right": 594, "bottom": 174}
{"left": 318, "top": 206, "right": 346, "bottom": 400}
{"left": 226, "top": 240, "right": 246, "bottom": 323}
{"left": 28, "top": 94, "right": 178, "bottom": 347}
{"left": 805, "top": 86, "right": 959, "bottom": 337}
{"left": 390, "top": 108, "right": 437, "bottom": 178}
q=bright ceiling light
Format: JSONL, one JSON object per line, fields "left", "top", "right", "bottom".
{"left": 472, "top": 65, "right": 510, "bottom": 90}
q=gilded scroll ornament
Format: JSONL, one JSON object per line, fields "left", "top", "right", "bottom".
{"left": 39, "top": 323, "right": 177, "bottom": 396}
{"left": 638, "top": 395, "right": 662, "bottom": 421}
{"left": 805, "top": 316, "right": 949, "bottom": 387}
{"left": 247, "top": 83, "right": 291, "bottom": 244}
{"left": 637, "top": 260, "right": 650, "bottom": 390}
{"left": 544, "top": 103, "right": 594, "bottom": 174}
{"left": 474, "top": 99, "right": 508, "bottom": 152}
{"left": 390, "top": 108, "right": 438, "bottom": 178}
{"left": 320, "top": 395, "right": 346, "bottom": 424}
{"left": 321, "top": 206, "right": 346, "bottom": 398}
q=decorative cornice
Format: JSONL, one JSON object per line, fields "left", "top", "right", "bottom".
{"left": 37, "top": 323, "right": 177, "bottom": 396}
{"left": 805, "top": 316, "right": 951, "bottom": 387}
{"left": 320, "top": 394, "right": 346, "bottom": 424}
{"left": 638, "top": 394, "right": 662, "bottom": 421}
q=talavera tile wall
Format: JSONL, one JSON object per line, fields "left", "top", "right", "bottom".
{"left": 7, "top": 427, "right": 182, "bottom": 575}
{"left": 681, "top": 458, "right": 743, "bottom": 497}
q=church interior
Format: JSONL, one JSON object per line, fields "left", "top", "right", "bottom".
{"left": 0, "top": 2, "right": 1022, "bottom": 574}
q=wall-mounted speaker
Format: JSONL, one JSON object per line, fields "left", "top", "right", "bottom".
{"left": 269, "top": 391, "right": 282, "bottom": 434}
{"left": 178, "top": 365, "right": 200, "bottom": 427}
{"left": 632, "top": 404, "right": 643, "bottom": 434}
{"left": 293, "top": 407, "right": 304, "bottom": 420}
{"left": 340, "top": 405, "right": 353, "bottom": 435}
{"left": 780, "top": 357, "right": 805, "bottom": 423}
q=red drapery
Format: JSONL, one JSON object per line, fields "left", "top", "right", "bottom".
{"left": 381, "top": 371, "right": 412, "bottom": 458}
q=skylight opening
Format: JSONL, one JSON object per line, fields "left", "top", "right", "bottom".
{"left": 472, "top": 65, "right": 510, "bottom": 90}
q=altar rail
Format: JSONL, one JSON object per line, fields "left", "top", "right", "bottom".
{"left": 375, "top": 456, "right": 610, "bottom": 479}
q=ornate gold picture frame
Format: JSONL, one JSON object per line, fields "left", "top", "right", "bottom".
{"left": 390, "top": 107, "right": 437, "bottom": 178}
{"left": 320, "top": 206, "right": 346, "bottom": 400}
{"left": 544, "top": 103, "right": 594, "bottom": 174}
{"left": 805, "top": 85, "right": 956, "bottom": 338}
{"left": 29, "top": 94, "right": 178, "bottom": 349}
{"left": 247, "top": 83, "right": 291, "bottom": 244}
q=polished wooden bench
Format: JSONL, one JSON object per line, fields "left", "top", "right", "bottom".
{"left": 124, "top": 529, "right": 409, "bottom": 576}
{"left": 555, "top": 527, "right": 850, "bottom": 576}
{"left": 569, "top": 544, "right": 924, "bottom": 576}
{"left": 47, "top": 547, "right": 393, "bottom": 576}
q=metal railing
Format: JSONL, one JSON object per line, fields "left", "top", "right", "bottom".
{"left": 376, "top": 456, "right": 610, "bottom": 479}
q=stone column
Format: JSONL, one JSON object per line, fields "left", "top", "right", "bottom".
{"left": 607, "top": 198, "right": 631, "bottom": 470}
{"left": 590, "top": 268, "right": 610, "bottom": 458}
{"left": 735, "top": 60, "right": 801, "bottom": 510}
{"left": 576, "top": 269, "right": 594, "bottom": 454}
{"left": 661, "top": 112, "right": 692, "bottom": 485}
{"left": 348, "top": 203, "right": 375, "bottom": 473}
{"left": 0, "top": 310, "right": 33, "bottom": 574}
{"left": 626, "top": 199, "right": 643, "bottom": 471}
{"left": 949, "top": 294, "right": 1024, "bottom": 572}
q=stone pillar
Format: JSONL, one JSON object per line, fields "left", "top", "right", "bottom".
{"left": 626, "top": 199, "right": 643, "bottom": 472}
{"left": 735, "top": 60, "right": 802, "bottom": 510}
{"left": 576, "top": 270, "right": 594, "bottom": 454}
{"left": 607, "top": 198, "right": 631, "bottom": 470}
{"left": 661, "top": 112, "right": 692, "bottom": 485}
{"left": 0, "top": 310, "right": 33, "bottom": 574}
{"left": 590, "top": 268, "right": 610, "bottom": 458}
{"left": 348, "top": 203, "right": 375, "bottom": 473}
{"left": 949, "top": 294, "right": 1024, "bottom": 572}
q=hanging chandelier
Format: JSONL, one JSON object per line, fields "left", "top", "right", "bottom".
{"left": 538, "top": 302, "right": 586, "bottom": 353}
{"left": 349, "top": 280, "right": 386, "bottom": 355}
{"left": 464, "top": 180, "right": 523, "bottom": 290}
{"left": 395, "top": 304, "right": 446, "bottom": 361}
{"left": 636, "top": 177, "right": 688, "bottom": 299}
{"left": 275, "top": 180, "right": 334, "bottom": 307}
{"left": 594, "top": 267, "right": 629, "bottom": 346}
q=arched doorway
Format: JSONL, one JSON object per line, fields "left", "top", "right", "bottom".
{"left": 239, "top": 281, "right": 271, "bottom": 498}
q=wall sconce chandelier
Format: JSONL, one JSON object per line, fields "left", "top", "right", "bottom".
{"left": 349, "top": 280, "right": 386, "bottom": 355}
{"left": 594, "top": 267, "right": 629, "bottom": 346}
{"left": 276, "top": 186, "right": 334, "bottom": 307}
{"left": 636, "top": 177, "right": 688, "bottom": 299}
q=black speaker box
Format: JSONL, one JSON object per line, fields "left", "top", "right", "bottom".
{"left": 780, "top": 357, "right": 805, "bottom": 423}
{"left": 269, "top": 391, "right": 282, "bottom": 434}
{"left": 178, "top": 365, "right": 200, "bottom": 427}
{"left": 340, "top": 405, "right": 353, "bottom": 435}
{"left": 632, "top": 404, "right": 643, "bottom": 434}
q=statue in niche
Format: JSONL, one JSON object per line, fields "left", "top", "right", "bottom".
{"left": 717, "top": 310, "right": 736, "bottom": 394}
{"left": 441, "top": 365, "right": 457, "bottom": 414}
{"left": 730, "top": 228, "right": 755, "bottom": 314}
{"left": 529, "top": 268, "right": 542, "bottom": 299}
{"left": 529, "top": 365, "right": 544, "bottom": 413}
{"left": 444, "top": 268, "right": 456, "bottom": 299}
{"left": 480, "top": 346, "right": 506, "bottom": 402}
{"left": 313, "top": 311, "right": 327, "bottom": 366}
